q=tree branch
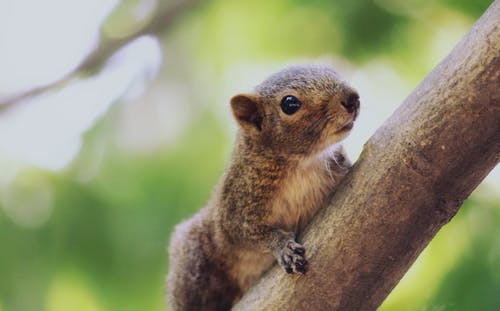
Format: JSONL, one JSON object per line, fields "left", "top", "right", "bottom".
{"left": 234, "top": 1, "right": 500, "bottom": 310}
{"left": 77, "top": 0, "right": 200, "bottom": 72}
{"left": 0, "top": 0, "right": 201, "bottom": 110}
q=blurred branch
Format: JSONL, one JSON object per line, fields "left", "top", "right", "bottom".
{"left": 0, "top": 0, "right": 201, "bottom": 111}
{"left": 235, "top": 1, "right": 500, "bottom": 310}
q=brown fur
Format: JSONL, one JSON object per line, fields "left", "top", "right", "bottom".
{"left": 167, "top": 64, "right": 359, "bottom": 311}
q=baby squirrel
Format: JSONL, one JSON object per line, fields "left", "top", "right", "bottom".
{"left": 167, "top": 64, "right": 360, "bottom": 311}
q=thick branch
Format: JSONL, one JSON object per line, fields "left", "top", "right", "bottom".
{"left": 235, "top": 1, "right": 500, "bottom": 310}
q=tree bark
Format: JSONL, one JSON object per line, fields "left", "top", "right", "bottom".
{"left": 234, "top": 1, "right": 500, "bottom": 310}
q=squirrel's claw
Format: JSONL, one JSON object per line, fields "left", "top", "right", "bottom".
{"left": 279, "top": 239, "right": 308, "bottom": 274}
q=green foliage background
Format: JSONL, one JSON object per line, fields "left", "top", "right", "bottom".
{"left": 0, "top": 0, "right": 498, "bottom": 310}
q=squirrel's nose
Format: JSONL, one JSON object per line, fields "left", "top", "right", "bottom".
{"left": 341, "top": 93, "right": 360, "bottom": 114}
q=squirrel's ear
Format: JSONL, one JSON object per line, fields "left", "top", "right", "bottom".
{"left": 230, "top": 94, "right": 263, "bottom": 132}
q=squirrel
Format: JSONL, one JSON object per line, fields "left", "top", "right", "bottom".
{"left": 167, "top": 64, "right": 360, "bottom": 311}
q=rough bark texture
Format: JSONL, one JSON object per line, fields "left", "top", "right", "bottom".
{"left": 234, "top": 1, "right": 500, "bottom": 310}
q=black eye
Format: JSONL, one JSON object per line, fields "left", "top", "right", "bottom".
{"left": 280, "top": 95, "right": 301, "bottom": 115}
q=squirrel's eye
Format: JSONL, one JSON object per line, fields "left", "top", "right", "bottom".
{"left": 280, "top": 95, "right": 301, "bottom": 115}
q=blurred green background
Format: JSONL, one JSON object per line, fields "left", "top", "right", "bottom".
{"left": 0, "top": 0, "right": 498, "bottom": 310}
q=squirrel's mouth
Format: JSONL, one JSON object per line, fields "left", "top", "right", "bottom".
{"left": 339, "top": 121, "right": 354, "bottom": 132}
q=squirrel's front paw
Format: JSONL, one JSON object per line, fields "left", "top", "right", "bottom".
{"left": 278, "top": 240, "right": 307, "bottom": 274}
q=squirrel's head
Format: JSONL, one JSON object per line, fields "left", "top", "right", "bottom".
{"left": 230, "top": 64, "right": 359, "bottom": 157}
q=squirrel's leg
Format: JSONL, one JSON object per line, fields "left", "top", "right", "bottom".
{"left": 331, "top": 145, "right": 352, "bottom": 172}
{"left": 168, "top": 220, "right": 241, "bottom": 311}
{"left": 244, "top": 225, "right": 307, "bottom": 274}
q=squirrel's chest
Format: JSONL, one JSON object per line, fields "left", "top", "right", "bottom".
{"left": 267, "top": 160, "right": 336, "bottom": 232}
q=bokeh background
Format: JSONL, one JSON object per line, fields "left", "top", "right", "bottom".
{"left": 0, "top": 0, "right": 499, "bottom": 310}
